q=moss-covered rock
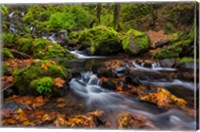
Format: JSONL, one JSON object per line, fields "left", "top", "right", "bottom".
{"left": 67, "top": 26, "right": 122, "bottom": 55}
{"left": 3, "top": 48, "right": 14, "bottom": 60}
{"left": 15, "top": 38, "right": 75, "bottom": 60}
{"left": 13, "top": 60, "right": 71, "bottom": 95}
{"left": 122, "top": 29, "right": 151, "bottom": 55}
{"left": 154, "top": 27, "right": 194, "bottom": 59}
{"left": 81, "top": 26, "right": 122, "bottom": 55}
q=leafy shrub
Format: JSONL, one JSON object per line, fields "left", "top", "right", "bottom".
{"left": 30, "top": 77, "right": 54, "bottom": 95}
{"left": 47, "top": 5, "right": 93, "bottom": 31}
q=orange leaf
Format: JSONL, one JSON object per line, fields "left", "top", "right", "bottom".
{"left": 56, "top": 103, "right": 66, "bottom": 108}
{"left": 54, "top": 78, "right": 65, "bottom": 88}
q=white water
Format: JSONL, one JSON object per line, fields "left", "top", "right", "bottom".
{"left": 69, "top": 71, "right": 195, "bottom": 129}
{"left": 132, "top": 61, "right": 177, "bottom": 71}
{"left": 69, "top": 50, "right": 105, "bottom": 59}
{"left": 8, "top": 12, "right": 15, "bottom": 18}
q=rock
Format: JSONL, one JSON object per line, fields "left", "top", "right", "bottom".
{"left": 125, "top": 76, "right": 141, "bottom": 86}
{"left": 122, "top": 29, "right": 151, "bottom": 55}
{"left": 160, "top": 58, "right": 178, "bottom": 68}
{"left": 100, "top": 79, "right": 116, "bottom": 91}
{"left": 177, "top": 62, "right": 195, "bottom": 70}
{"left": 154, "top": 40, "right": 169, "bottom": 48}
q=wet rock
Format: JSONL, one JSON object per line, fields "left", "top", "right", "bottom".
{"left": 160, "top": 58, "right": 178, "bottom": 68}
{"left": 155, "top": 40, "right": 169, "bottom": 48}
{"left": 122, "top": 29, "right": 151, "bottom": 55}
{"left": 3, "top": 100, "right": 27, "bottom": 115}
{"left": 125, "top": 76, "right": 141, "bottom": 86}
{"left": 97, "top": 68, "right": 114, "bottom": 78}
{"left": 100, "top": 79, "right": 116, "bottom": 91}
{"left": 177, "top": 62, "right": 195, "bottom": 70}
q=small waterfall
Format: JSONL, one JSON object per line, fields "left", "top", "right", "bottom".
{"left": 69, "top": 50, "right": 105, "bottom": 59}
{"left": 132, "top": 61, "right": 177, "bottom": 71}
{"left": 9, "top": 24, "right": 17, "bottom": 32}
{"left": 8, "top": 12, "right": 15, "bottom": 18}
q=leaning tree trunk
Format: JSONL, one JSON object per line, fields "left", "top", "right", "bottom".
{"left": 113, "top": 3, "right": 121, "bottom": 30}
{"left": 96, "top": 3, "right": 101, "bottom": 25}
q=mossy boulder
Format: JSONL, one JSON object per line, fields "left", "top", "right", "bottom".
{"left": 122, "top": 29, "right": 151, "bottom": 55}
{"left": 67, "top": 26, "right": 123, "bottom": 55}
{"left": 13, "top": 60, "right": 71, "bottom": 96}
{"left": 3, "top": 48, "right": 14, "bottom": 60}
{"left": 154, "top": 27, "right": 194, "bottom": 59}
{"left": 15, "top": 38, "right": 75, "bottom": 60}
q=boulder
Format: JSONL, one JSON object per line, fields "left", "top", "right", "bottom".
{"left": 122, "top": 29, "right": 151, "bottom": 55}
{"left": 67, "top": 26, "right": 123, "bottom": 55}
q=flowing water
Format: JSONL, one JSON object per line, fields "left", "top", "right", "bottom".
{"left": 67, "top": 52, "right": 197, "bottom": 130}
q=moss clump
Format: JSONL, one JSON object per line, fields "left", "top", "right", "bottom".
{"left": 179, "top": 57, "right": 194, "bottom": 63}
{"left": 14, "top": 60, "right": 71, "bottom": 95}
{"left": 2, "top": 33, "right": 19, "bottom": 48}
{"left": 154, "top": 27, "right": 194, "bottom": 59}
{"left": 15, "top": 38, "right": 33, "bottom": 53}
{"left": 122, "top": 29, "right": 151, "bottom": 55}
{"left": 30, "top": 77, "right": 54, "bottom": 95}
{"left": 3, "top": 48, "right": 14, "bottom": 60}
{"left": 67, "top": 26, "right": 122, "bottom": 55}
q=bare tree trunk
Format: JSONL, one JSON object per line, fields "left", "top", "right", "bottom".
{"left": 97, "top": 3, "right": 101, "bottom": 24}
{"left": 113, "top": 3, "right": 121, "bottom": 29}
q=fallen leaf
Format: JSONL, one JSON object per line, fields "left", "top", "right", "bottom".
{"left": 54, "top": 78, "right": 65, "bottom": 88}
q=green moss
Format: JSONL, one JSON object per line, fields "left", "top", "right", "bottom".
{"left": 15, "top": 38, "right": 33, "bottom": 53}
{"left": 71, "top": 26, "right": 122, "bottom": 55}
{"left": 3, "top": 33, "right": 19, "bottom": 48}
{"left": 179, "top": 57, "right": 194, "bottom": 63}
{"left": 30, "top": 77, "right": 54, "bottom": 95}
{"left": 3, "top": 48, "right": 14, "bottom": 60}
{"left": 13, "top": 60, "right": 71, "bottom": 95}
{"left": 122, "top": 29, "right": 151, "bottom": 55}
{"left": 154, "top": 46, "right": 181, "bottom": 58}
{"left": 154, "top": 26, "right": 194, "bottom": 59}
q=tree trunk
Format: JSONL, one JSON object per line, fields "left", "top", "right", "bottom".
{"left": 113, "top": 3, "right": 121, "bottom": 29}
{"left": 97, "top": 3, "right": 101, "bottom": 24}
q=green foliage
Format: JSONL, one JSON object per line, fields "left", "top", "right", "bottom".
{"left": 77, "top": 25, "right": 122, "bottom": 55}
{"left": 1, "top": 5, "right": 8, "bottom": 15}
{"left": 30, "top": 77, "right": 54, "bottom": 95}
{"left": 122, "top": 29, "right": 151, "bottom": 55}
{"left": 48, "top": 12, "right": 75, "bottom": 31}
{"left": 3, "top": 48, "right": 14, "bottom": 60}
{"left": 47, "top": 5, "right": 93, "bottom": 31}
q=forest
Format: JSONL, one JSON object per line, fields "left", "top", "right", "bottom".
{"left": 0, "top": 2, "right": 199, "bottom": 130}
